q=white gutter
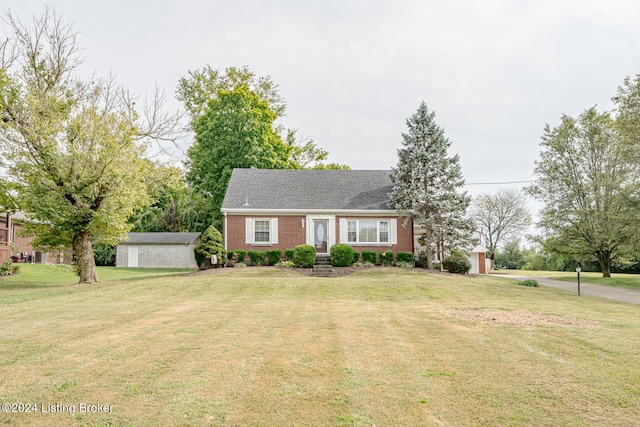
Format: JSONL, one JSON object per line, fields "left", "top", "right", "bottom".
{"left": 220, "top": 208, "right": 398, "bottom": 215}
{"left": 223, "top": 212, "right": 228, "bottom": 251}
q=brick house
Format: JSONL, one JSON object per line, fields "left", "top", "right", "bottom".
{"left": 0, "top": 212, "right": 10, "bottom": 264}
{"left": 221, "top": 169, "right": 414, "bottom": 260}
{"left": 0, "top": 212, "right": 69, "bottom": 264}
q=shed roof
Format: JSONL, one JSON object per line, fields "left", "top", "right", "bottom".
{"left": 221, "top": 169, "right": 395, "bottom": 211}
{"left": 121, "top": 232, "right": 201, "bottom": 245}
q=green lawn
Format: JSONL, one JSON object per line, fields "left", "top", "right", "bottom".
{"left": 1, "top": 267, "right": 639, "bottom": 426}
{"left": 493, "top": 269, "right": 640, "bottom": 291}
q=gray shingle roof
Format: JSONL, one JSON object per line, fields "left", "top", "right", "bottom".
{"left": 121, "top": 232, "right": 201, "bottom": 245}
{"left": 221, "top": 169, "right": 395, "bottom": 211}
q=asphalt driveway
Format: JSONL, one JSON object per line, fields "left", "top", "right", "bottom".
{"left": 492, "top": 274, "right": 640, "bottom": 305}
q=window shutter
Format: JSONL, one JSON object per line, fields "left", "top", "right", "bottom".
{"left": 245, "top": 218, "right": 253, "bottom": 244}
{"left": 271, "top": 218, "right": 278, "bottom": 244}
{"left": 339, "top": 218, "right": 347, "bottom": 243}
{"left": 390, "top": 218, "right": 397, "bottom": 244}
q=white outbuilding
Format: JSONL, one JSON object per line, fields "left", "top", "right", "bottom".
{"left": 116, "top": 232, "right": 201, "bottom": 269}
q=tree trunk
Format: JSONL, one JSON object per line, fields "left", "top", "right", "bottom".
{"left": 73, "top": 231, "right": 100, "bottom": 283}
{"left": 598, "top": 252, "right": 611, "bottom": 278}
{"left": 489, "top": 251, "right": 496, "bottom": 271}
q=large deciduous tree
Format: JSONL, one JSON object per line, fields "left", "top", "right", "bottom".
{"left": 177, "top": 65, "right": 347, "bottom": 170}
{"left": 0, "top": 8, "right": 178, "bottom": 283}
{"left": 527, "top": 106, "right": 640, "bottom": 277}
{"left": 185, "top": 86, "right": 295, "bottom": 230}
{"left": 389, "top": 102, "right": 475, "bottom": 269}
{"left": 470, "top": 188, "right": 531, "bottom": 270}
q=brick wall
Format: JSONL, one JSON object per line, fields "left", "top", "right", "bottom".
{"left": 225, "top": 214, "right": 414, "bottom": 261}
{"left": 225, "top": 215, "right": 307, "bottom": 253}
{"left": 0, "top": 214, "right": 8, "bottom": 263}
{"left": 335, "top": 215, "right": 414, "bottom": 260}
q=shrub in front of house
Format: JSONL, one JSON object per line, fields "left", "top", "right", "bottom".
{"left": 266, "top": 249, "right": 282, "bottom": 266}
{"left": 227, "top": 250, "right": 247, "bottom": 265}
{"left": 293, "top": 244, "right": 316, "bottom": 268}
{"left": 442, "top": 250, "right": 471, "bottom": 274}
{"left": 275, "top": 260, "right": 296, "bottom": 268}
{"left": 285, "top": 249, "right": 295, "bottom": 261}
{"left": 379, "top": 251, "right": 394, "bottom": 266}
{"left": 195, "top": 225, "right": 226, "bottom": 269}
{"left": 248, "top": 250, "right": 266, "bottom": 266}
{"left": 397, "top": 252, "right": 414, "bottom": 264}
{"left": 362, "top": 250, "right": 377, "bottom": 265}
{"left": 351, "top": 251, "right": 360, "bottom": 264}
{"left": 416, "top": 251, "right": 429, "bottom": 268}
{"left": 330, "top": 244, "right": 354, "bottom": 267}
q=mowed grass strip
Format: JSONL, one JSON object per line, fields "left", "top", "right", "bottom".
{"left": 1, "top": 267, "right": 639, "bottom": 426}
{"left": 494, "top": 268, "right": 640, "bottom": 291}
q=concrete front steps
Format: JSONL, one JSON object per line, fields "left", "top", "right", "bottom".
{"left": 312, "top": 254, "right": 334, "bottom": 277}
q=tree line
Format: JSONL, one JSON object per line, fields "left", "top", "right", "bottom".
{"left": 3, "top": 8, "right": 640, "bottom": 282}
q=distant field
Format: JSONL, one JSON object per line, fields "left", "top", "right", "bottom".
{"left": 493, "top": 269, "right": 640, "bottom": 291}
{"left": 1, "top": 266, "right": 639, "bottom": 426}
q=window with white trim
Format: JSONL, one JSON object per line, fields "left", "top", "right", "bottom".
{"left": 347, "top": 220, "right": 390, "bottom": 243}
{"left": 245, "top": 218, "right": 279, "bottom": 245}
{"left": 254, "top": 220, "right": 270, "bottom": 242}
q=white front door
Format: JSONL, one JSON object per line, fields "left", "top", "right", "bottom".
{"left": 313, "top": 220, "right": 329, "bottom": 254}
{"left": 128, "top": 246, "right": 139, "bottom": 268}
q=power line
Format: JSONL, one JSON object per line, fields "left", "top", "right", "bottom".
{"left": 464, "top": 180, "right": 536, "bottom": 186}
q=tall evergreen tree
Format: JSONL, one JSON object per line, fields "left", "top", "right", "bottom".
{"left": 389, "top": 102, "right": 474, "bottom": 269}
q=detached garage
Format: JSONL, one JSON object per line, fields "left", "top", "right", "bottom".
{"left": 116, "top": 232, "right": 201, "bottom": 269}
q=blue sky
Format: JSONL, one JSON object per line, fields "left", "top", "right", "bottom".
{"left": 5, "top": 0, "right": 640, "bottom": 204}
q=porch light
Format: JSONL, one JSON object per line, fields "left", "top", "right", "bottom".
{"left": 301, "top": 219, "right": 305, "bottom": 228}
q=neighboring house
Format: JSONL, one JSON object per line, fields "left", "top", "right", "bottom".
{"left": 0, "top": 212, "right": 69, "bottom": 264}
{"left": 0, "top": 213, "right": 10, "bottom": 264}
{"left": 221, "top": 169, "right": 414, "bottom": 259}
{"left": 116, "top": 232, "right": 202, "bottom": 269}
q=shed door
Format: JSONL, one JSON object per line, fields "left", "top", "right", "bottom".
{"left": 128, "top": 246, "right": 139, "bottom": 268}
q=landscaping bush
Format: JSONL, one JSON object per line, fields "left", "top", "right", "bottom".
{"left": 293, "top": 244, "right": 316, "bottom": 268}
{"left": 93, "top": 244, "right": 116, "bottom": 266}
{"left": 351, "top": 251, "right": 360, "bottom": 264}
{"left": 397, "top": 252, "right": 414, "bottom": 264}
{"left": 0, "top": 261, "right": 19, "bottom": 276}
{"left": 248, "top": 250, "right": 266, "bottom": 266}
{"left": 266, "top": 249, "right": 282, "bottom": 266}
{"left": 396, "top": 261, "right": 413, "bottom": 269}
{"left": 194, "top": 248, "right": 205, "bottom": 268}
{"left": 275, "top": 260, "right": 296, "bottom": 268}
{"left": 227, "top": 250, "right": 246, "bottom": 265}
{"left": 195, "top": 225, "right": 226, "bottom": 269}
{"left": 330, "top": 244, "right": 354, "bottom": 267}
{"left": 362, "top": 250, "right": 377, "bottom": 265}
{"left": 433, "top": 261, "right": 441, "bottom": 271}
{"left": 442, "top": 250, "right": 471, "bottom": 274}
{"left": 518, "top": 279, "right": 539, "bottom": 287}
{"left": 285, "top": 249, "right": 295, "bottom": 261}
{"left": 416, "top": 251, "right": 429, "bottom": 268}
{"left": 379, "top": 251, "right": 394, "bottom": 266}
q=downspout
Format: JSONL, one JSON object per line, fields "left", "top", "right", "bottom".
{"left": 223, "top": 212, "right": 228, "bottom": 251}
